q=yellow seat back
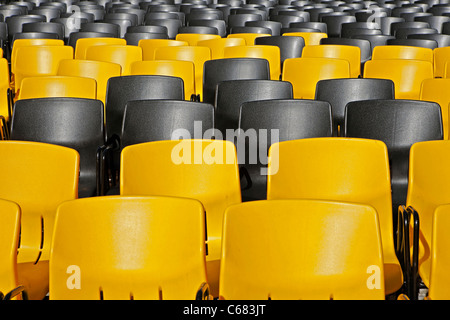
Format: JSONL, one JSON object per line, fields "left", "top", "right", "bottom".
{"left": 283, "top": 32, "right": 328, "bottom": 45}
{"left": 0, "top": 199, "right": 21, "bottom": 299}
{"left": 433, "top": 46, "right": 450, "bottom": 78}
{"left": 197, "top": 37, "right": 246, "bottom": 59}
{"left": 85, "top": 45, "right": 143, "bottom": 76}
{"left": 428, "top": 204, "right": 450, "bottom": 300}
{"left": 267, "top": 137, "right": 403, "bottom": 295}
{"left": 219, "top": 199, "right": 385, "bottom": 300}
{"left": 153, "top": 46, "right": 211, "bottom": 99}
{"left": 372, "top": 45, "right": 434, "bottom": 64}
{"left": 419, "top": 78, "right": 450, "bottom": 140}
{"left": 406, "top": 140, "right": 450, "bottom": 287}
{"left": 74, "top": 37, "right": 126, "bottom": 60}
{"left": 175, "top": 33, "right": 221, "bottom": 46}
{"left": 120, "top": 139, "right": 241, "bottom": 297}
{"left": 13, "top": 45, "right": 74, "bottom": 95}
{"left": 223, "top": 45, "right": 281, "bottom": 80}
{"left": 130, "top": 60, "right": 196, "bottom": 100}
{"left": 57, "top": 59, "right": 121, "bottom": 105}
{"left": 18, "top": 76, "right": 97, "bottom": 100}
{"left": 0, "top": 58, "right": 10, "bottom": 124}
{"left": 302, "top": 44, "right": 361, "bottom": 78}
{"left": 282, "top": 57, "right": 350, "bottom": 99}
{"left": 363, "top": 59, "right": 434, "bottom": 99}
{"left": 49, "top": 196, "right": 208, "bottom": 300}
{"left": 138, "top": 39, "right": 188, "bottom": 60}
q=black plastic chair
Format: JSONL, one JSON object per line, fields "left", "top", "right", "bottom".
{"left": 124, "top": 32, "right": 168, "bottom": 45}
{"left": 289, "top": 21, "right": 327, "bottom": 33}
{"left": 178, "top": 25, "right": 219, "bottom": 35}
{"left": 315, "top": 78, "right": 395, "bottom": 137}
{"left": 320, "top": 37, "right": 372, "bottom": 63}
{"left": 386, "top": 38, "right": 438, "bottom": 49}
{"left": 114, "top": 8, "right": 146, "bottom": 25}
{"left": 215, "top": 79, "right": 293, "bottom": 134}
{"left": 29, "top": 8, "right": 61, "bottom": 21}
{"left": 228, "top": 13, "right": 262, "bottom": 30}
{"left": 126, "top": 25, "right": 168, "bottom": 35}
{"left": 415, "top": 15, "right": 450, "bottom": 33}
{"left": 255, "top": 35, "right": 305, "bottom": 71}
{"left": 5, "top": 14, "right": 46, "bottom": 43}
{"left": 407, "top": 33, "right": 450, "bottom": 48}
{"left": 67, "top": 31, "right": 117, "bottom": 48}
{"left": 390, "top": 21, "right": 430, "bottom": 37}
{"left": 22, "top": 21, "right": 65, "bottom": 40}
{"left": 321, "top": 14, "right": 356, "bottom": 37}
{"left": 144, "top": 19, "right": 182, "bottom": 39}
{"left": 188, "top": 19, "right": 226, "bottom": 37}
{"left": 344, "top": 99, "right": 443, "bottom": 229}
{"left": 304, "top": 8, "right": 334, "bottom": 22}
{"left": 80, "top": 22, "right": 121, "bottom": 38}
{"left": 269, "top": 14, "right": 304, "bottom": 28}
{"left": 52, "top": 17, "right": 89, "bottom": 40}
{"left": 202, "top": 58, "right": 270, "bottom": 106}
{"left": 245, "top": 20, "right": 282, "bottom": 36}
{"left": 10, "top": 97, "right": 105, "bottom": 198}
{"left": 60, "top": 11, "right": 95, "bottom": 23}
{"left": 394, "top": 27, "right": 437, "bottom": 40}
{"left": 229, "top": 26, "right": 272, "bottom": 35}
{"left": 238, "top": 99, "right": 332, "bottom": 201}
{"left": 379, "top": 16, "right": 405, "bottom": 35}
{"left": 352, "top": 34, "right": 395, "bottom": 52}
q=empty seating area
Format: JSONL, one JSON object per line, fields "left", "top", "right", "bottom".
{"left": 1, "top": 0, "right": 450, "bottom": 302}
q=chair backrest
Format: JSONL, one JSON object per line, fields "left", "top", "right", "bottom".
{"left": 419, "top": 78, "right": 450, "bottom": 140}
{"left": 219, "top": 199, "right": 385, "bottom": 300}
{"left": 266, "top": 137, "right": 398, "bottom": 289}
{"left": 125, "top": 32, "right": 169, "bottom": 46}
{"left": 302, "top": 44, "right": 361, "bottom": 78}
{"left": 363, "top": 59, "right": 434, "bottom": 99}
{"left": 0, "top": 140, "right": 79, "bottom": 264}
{"left": 408, "top": 34, "right": 450, "bottom": 48}
{"left": 13, "top": 45, "right": 74, "bottom": 94}
{"left": 387, "top": 38, "right": 438, "bottom": 49}
{"left": 282, "top": 57, "right": 350, "bottom": 99}
{"left": 153, "top": 45, "right": 211, "bottom": 99}
{"left": 120, "top": 139, "right": 241, "bottom": 296}
{"left": 68, "top": 31, "right": 118, "bottom": 49}
{"left": 49, "top": 196, "right": 208, "bottom": 300}
{"left": 319, "top": 37, "right": 372, "bottom": 63}
{"left": 17, "top": 76, "right": 97, "bottom": 100}
{"left": 10, "top": 98, "right": 104, "bottom": 198}
{"left": 80, "top": 22, "right": 120, "bottom": 38}
{"left": 0, "top": 58, "right": 10, "bottom": 124}
{"left": 85, "top": 45, "right": 143, "bottom": 76}
{"left": 227, "top": 32, "right": 271, "bottom": 45}
{"left": 428, "top": 203, "right": 450, "bottom": 300}
{"left": 406, "top": 140, "right": 450, "bottom": 287}
{"left": 254, "top": 35, "right": 305, "bottom": 70}
{"left": 197, "top": 37, "right": 245, "bottom": 59}
{"left": 215, "top": 79, "right": 293, "bottom": 134}
{"left": 57, "top": 59, "right": 122, "bottom": 105}
{"left": 344, "top": 99, "right": 443, "bottom": 214}
{"left": 315, "top": 78, "right": 395, "bottom": 136}
{"left": 105, "top": 75, "right": 185, "bottom": 140}
{"left": 121, "top": 100, "right": 214, "bottom": 148}
{"left": 22, "top": 21, "right": 65, "bottom": 39}
{"left": 433, "top": 46, "right": 450, "bottom": 78}
{"left": 371, "top": 45, "right": 434, "bottom": 63}
{"left": 238, "top": 99, "right": 332, "bottom": 201}
{"left": 0, "top": 199, "right": 21, "bottom": 299}
{"left": 188, "top": 19, "right": 227, "bottom": 38}
{"left": 175, "top": 33, "right": 220, "bottom": 46}
{"left": 74, "top": 37, "right": 126, "bottom": 60}
{"left": 130, "top": 60, "right": 196, "bottom": 101}
{"left": 138, "top": 39, "right": 188, "bottom": 60}
{"left": 223, "top": 45, "right": 281, "bottom": 81}
{"left": 202, "top": 57, "right": 270, "bottom": 105}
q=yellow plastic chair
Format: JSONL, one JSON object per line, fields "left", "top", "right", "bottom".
{"left": 17, "top": 76, "right": 97, "bottom": 100}
{"left": 10, "top": 39, "right": 64, "bottom": 90}
{"left": 0, "top": 58, "right": 11, "bottom": 129}
{"left": 13, "top": 45, "right": 74, "bottom": 96}
{"left": 175, "top": 33, "right": 221, "bottom": 46}
{"left": 130, "top": 60, "right": 196, "bottom": 101}
{"left": 120, "top": 139, "right": 241, "bottom": 298}
{"left": 227, "top": 32, "right": 271, "bottom": 45}
{"left": 302, "top": 44, "right": 361, "bottom": 78}
{"left": 138, "top": 39, "right": 188, "bottom": 60}
{"left": 372, "top": 45, "right": 434, "bottom": 65}
{"left": 219, "top": 199, "right": 385, "bottom": 300}
{"left": 283, "top": 32, "right": 328, "bottom": 46}
{"left": 267, "top": 137, "right": 403, "bottom": 296}
{"left": 433, "top": 46, "right": 450, "bottom": 78}
{"left": 0, "top": 199, "right": 22, "bottom": 300}
{"left": 419, "top": 78, "right": 450, "bottom": 139}
{"left": 0, "top": 141, "right": 79, "bottom": 300}
{"left": 223, "top": 45, "right": 281, "bottom": 80}
{"left": 426, "top": 204, "right": 450, "bottom": 300}
{"left": 282, "top": 57, "right": 350, "bottom": 99}
{"left": 49, "top": 196, "right": 210, "bottom": 300}
{"left": 153, "top": 46, "right": 211, "bottom": 100}
{"left": 403, "top": 140, "right": 450, "bottom": 300}
{"left": 57, "top": 59, "right": 122, "bottom": 105}
{"left": 197, "top": 37, "right": 246, "bottom": 59}
{"left": 363, "top": 59, "right": 434, "bottom": 99}
{"left": 85, "top": 45, "right": 143, "bottom": 76}
{"left": 74, "top": 37, "right": 126, "bottom": 60}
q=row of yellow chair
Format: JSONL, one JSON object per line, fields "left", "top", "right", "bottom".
{"left": 2, "top": 137, "right": 449, "bottom": 300}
